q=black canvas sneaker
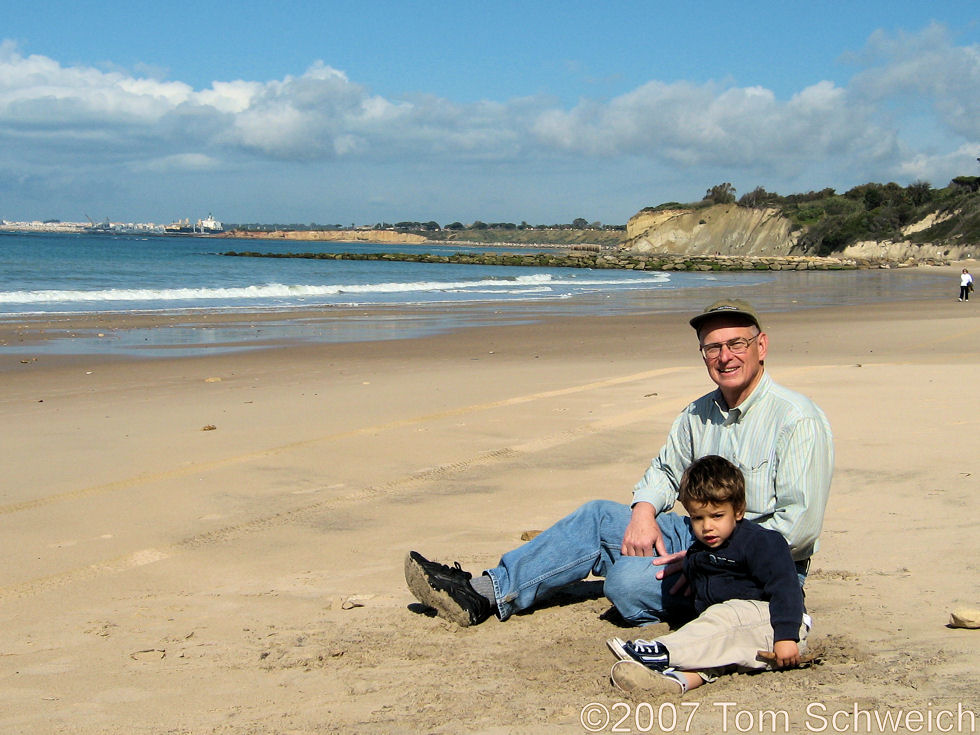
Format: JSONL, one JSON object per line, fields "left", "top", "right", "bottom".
{"left": 606, "top": 637, "right": 670, "bottom": 670}
{"left": 404, "top": 551, "right": 493, "bottom": 627}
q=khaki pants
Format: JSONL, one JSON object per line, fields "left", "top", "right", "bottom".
{"left": 654, "top": 599, "right": 810, "bottom": 673}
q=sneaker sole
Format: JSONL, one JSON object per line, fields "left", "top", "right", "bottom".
{"left": 404, "top": 552, "right": 474, "bottom": 627}
{"left": 606, "top": 637, "right": 632, "bottom": 661}
{"left": 610, "top": 660, "right": 683, "bottom": 696}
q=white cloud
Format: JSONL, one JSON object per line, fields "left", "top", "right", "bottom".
{"left": 133, "top": 153, "right": 220, "bottom": 173}
{"left": 6, "top": 39, "right": 894, "bottom": 170}
{"left": 848, "top": 23, "right": 980, "bottom": 140}
{"left": 1, "top": 23, "right": 979, "bottom": 221}
{"left": 219, "top": 61, "right": 413, "bottom": 158}
{"left": 529, "top": 78, "right": 894, "bottom": 173}
{"left": 197, "top": 80, "right": 262, "bottom": 114}
{"left": 895, "top": 142, "right": 980, "bottom": 184}
{"left": 0, "top": 41, "right": 194, "bottom": 126}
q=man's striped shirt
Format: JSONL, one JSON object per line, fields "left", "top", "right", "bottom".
{"left": 632, "top": 371, "right": 834, "bottom": 561}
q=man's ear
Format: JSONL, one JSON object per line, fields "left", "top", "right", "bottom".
{"left": 756, "top": 331, "right": 768, "bottom": 362}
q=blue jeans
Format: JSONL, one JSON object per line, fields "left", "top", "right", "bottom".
{"left": 484, "top": 499, "right": 697, "bottom": 625}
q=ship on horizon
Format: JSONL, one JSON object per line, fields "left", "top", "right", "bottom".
{"left": 165, "top": 214, "right": 224, "bottom": 234}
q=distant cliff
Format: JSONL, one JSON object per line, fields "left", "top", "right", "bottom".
{"left": 624, "top": 205, "right": 800, "bottom": 257}
{"left": 224, "top": 229, "right": 428, "bottom": 244}
{"left": 624, "top": 180, "right": 980, "bottom": 262}
{"left": 624, "top": 204, "right": 980, "bottom": 262}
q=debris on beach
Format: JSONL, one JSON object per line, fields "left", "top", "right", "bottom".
{"left": 130, "top": 648, "right": 166, "bottom": 660}
{"left": 325, "top": 594, "right": 373, "bottom": 610}
{"left": 948, "top": 607, "right": 980, "bottom": 628}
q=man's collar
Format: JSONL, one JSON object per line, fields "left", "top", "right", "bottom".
{"left": 712, "top": 371, "right": 771, "bottom": 419}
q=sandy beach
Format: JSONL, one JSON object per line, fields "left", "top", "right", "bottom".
{"left": 1, "top": 264, "right": 978, "bottom": 734}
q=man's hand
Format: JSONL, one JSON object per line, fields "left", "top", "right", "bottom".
{"left": 620, "top": 502, "right": 664, "bottom": 557}
{"left": 772, "top": 640, "right": 800, "bottom": 668}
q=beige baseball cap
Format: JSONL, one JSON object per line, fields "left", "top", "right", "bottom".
{"left": 689, "top": 299, "right": 762, "bottom": 332}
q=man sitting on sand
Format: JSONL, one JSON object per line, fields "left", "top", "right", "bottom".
{"left": 405, "top": 299, "right": 833, "bottom": 627}
{"left": 606, "top": 454, "right": 810, "bottom": 695}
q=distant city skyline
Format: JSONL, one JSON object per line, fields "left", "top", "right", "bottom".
{"left": 2, "top": 1, "right": 979, "bottom": 225}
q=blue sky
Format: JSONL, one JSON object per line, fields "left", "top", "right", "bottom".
{"left": 2, "top": 1, "right": 979, "bottom": 225}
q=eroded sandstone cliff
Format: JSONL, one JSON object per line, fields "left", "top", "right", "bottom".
{"left": 624, "top": 204, "right": 977, "bottom": 261}
{"left": 624, "top": 205, "right": 801, "bottom": 256}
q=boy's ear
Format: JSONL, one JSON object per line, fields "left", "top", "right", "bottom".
{"left": 735, "top": 506, "right": 746, "bottom": 521}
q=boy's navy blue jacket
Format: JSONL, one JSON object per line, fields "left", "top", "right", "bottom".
{"left": 683, "top": 519, "right": 805, "bottom": 643}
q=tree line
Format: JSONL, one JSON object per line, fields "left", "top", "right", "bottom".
{"left": 229, "top": 219, "right": 625, "bottom": 233}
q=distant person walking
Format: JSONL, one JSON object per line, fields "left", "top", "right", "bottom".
{"left": 960, "top": 268, "right": 974, "bottom": 302}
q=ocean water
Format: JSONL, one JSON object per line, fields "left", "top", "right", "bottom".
{"left": 0, "top": 231, "right": 948, "bottom": 356}
{"left": 0, "top": 231, "right": 722, "bottom": 314}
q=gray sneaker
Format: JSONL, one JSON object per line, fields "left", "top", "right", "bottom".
{"left": 610, "top": 660, "right": 687, "bottom": 695}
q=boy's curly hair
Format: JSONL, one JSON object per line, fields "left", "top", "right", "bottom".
{"left": 679, "top": 455, "right": 746, "bottom": 513}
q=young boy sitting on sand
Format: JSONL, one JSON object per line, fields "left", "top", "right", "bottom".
{"left": 607, "top": 454, "right": 811, "bottom": 695}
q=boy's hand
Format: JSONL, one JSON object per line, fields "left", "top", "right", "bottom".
{"left": 772, "top": 640, "right": 800, "bottom": 668}
{"left": 652, "top": 551, "right": 688, "bottom": 593}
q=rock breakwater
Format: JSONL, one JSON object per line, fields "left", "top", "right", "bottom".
{"left": 223, "top": 250, "right": 937, "bottom": 270}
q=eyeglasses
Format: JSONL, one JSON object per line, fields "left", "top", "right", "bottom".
{"left": 699, "top": 334, "right": 759, "bottom": 360}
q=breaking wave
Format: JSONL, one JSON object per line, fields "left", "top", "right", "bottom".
{"left": 0, "top": 272, "right": 669, "bottom": 305}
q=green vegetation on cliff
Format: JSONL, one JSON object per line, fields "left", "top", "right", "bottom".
{"left": 644, "top": 177, "right": 980, "bottom": 255}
